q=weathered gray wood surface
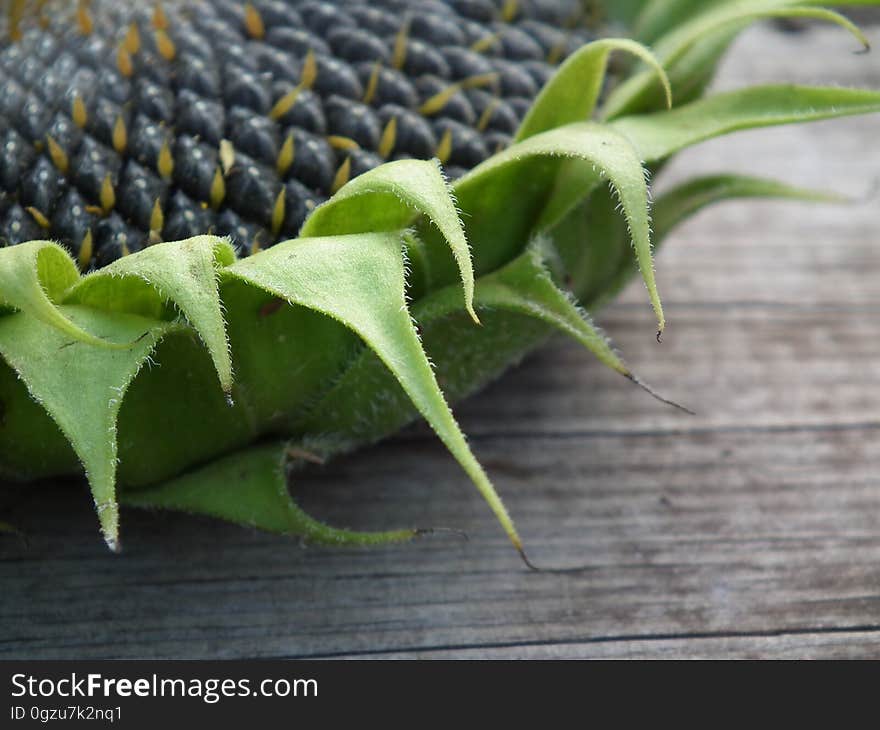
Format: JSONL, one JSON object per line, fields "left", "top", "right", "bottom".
{"left": 3, "top": 24, "right": 880, "bottom": 659}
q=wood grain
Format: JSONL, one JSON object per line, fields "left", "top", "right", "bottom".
{"left": 3, "top": 23, "right": 880, "bottom": 659}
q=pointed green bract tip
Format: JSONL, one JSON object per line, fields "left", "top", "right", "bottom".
{"left": 774, "top": 7, "right": 870, "bottom": 53}
{"left": 98, "top": 501, "right": 120, "bottom": 553}
{"left": 609, "top": 38, "right": 673, "bottom": 111}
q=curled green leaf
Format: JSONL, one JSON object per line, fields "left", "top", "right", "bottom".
{"left": 0, "top": 306, "right": 176, "bottom": 549}
{"left": 455, "top": 122, "right": 664, "bottom": 335}
{"left": 651, "top": 174, "right": 846, "bottom": 243}
{"left": 0, "top": 241, "right": 127, "bottom": 350}
{"left": 612, "top": 85, "right": 880, "bottom": 164}
{"left": 300, "top": 158, "right": 479, "bottom": 323}
{"left": 469, "top": 244, "right": 689, "bottom": 412}
{"left": 516, "top": 37, "right": 671, "bottom": 142}
{"left": 123, "top": 442, "right": 419, "bottom": 546}
{"left": 67, "top": 236, "right": 237, "bottom": 394}
{"left": 606, "top": 1, "right": 873, "bottom": 118}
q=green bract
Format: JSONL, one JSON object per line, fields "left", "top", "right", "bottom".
{"left": 1, "top": 1, "right": 879, "bottom": 560}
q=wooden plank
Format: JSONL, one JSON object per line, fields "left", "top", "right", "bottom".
{"left": 6, "top": 396, "right": 880, "bottom": 658}
{"left": 3, "top": 23, "right": 880, "bottom": 659}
